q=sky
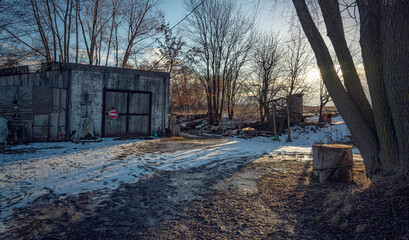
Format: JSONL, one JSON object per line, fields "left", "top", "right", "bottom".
{"left": 161, "top": 0, "right": 187, "bottom": 27}
{"left": 160, "top": 0, "right": 293, "bottom": 34}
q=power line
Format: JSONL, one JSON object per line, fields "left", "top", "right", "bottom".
{"left": 148, "top": 0, "right": 206, "bottom": 71}
{"left": 168, "top": 0, "right": 206, "bottom": 32}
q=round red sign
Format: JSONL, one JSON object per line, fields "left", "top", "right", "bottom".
{"left": 108, "top": 110, "right": 119, "bottom": 120}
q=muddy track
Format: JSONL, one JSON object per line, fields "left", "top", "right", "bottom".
{"left": 1, "top": 138, "right": 257, "bottom": 239}
{"left": 2, "top": 138, "right": 390, "bottom": 240}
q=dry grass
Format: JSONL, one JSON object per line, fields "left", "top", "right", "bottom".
{"left": 254, "top": 157, "right": 409, "bottom": 239}
{"left": 147, "top": 155, "right": 409, "bottom": 239}
{"left": 165, "top": 136, "right": 189, "bottom": 141}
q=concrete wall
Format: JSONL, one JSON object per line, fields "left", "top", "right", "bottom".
{"left": 68, "top": 70, "right": 104, "bottom": 136}
{"left": 0, "top": 64, "right": 68, "bottom": 142}
{"left": 64, "top": 63, "right": 170, "bottom": 137}
{"left": 0, "top": 63, "right": 170, "bottom": 142}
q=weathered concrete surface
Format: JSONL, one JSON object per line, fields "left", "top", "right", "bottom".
{"left": 0, "top": 66, "right": 68, "bottom": 142}
{"left": 68, "top": 70, "right": 104, "bottom": 137}
{"left": 0, "top": 63, "right": 170, "bottom": 141}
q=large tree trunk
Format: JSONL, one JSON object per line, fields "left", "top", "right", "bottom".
{"left": 357, "top": 0, "right": 400, "bottom": 173}
{"left": 121, "top": 44, "right": 133, "bottom": 67}
{"left": 259, "top": 102, "right": 265, "bottom": 122}
{"left": 380, "top": 1, "right": 409, "bottom": 171}
{"left": 292, "top": 0, "right": 381, "bottom": 176}
{"left": 317, "top": 0, "right": 375, "bottom": 132}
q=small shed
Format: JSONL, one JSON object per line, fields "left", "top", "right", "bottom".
{"left": 0, "top": 62, "right": 170, "bottom": 143}
{"left": 290, "top": 94, "right": 303, "bottom": 115}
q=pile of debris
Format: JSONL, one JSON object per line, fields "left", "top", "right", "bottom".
{"left": 175, "top": 116, "right": 281, "bottom": 139}
{"left": 171, "top": 110, "right": 346, "bottom": 142}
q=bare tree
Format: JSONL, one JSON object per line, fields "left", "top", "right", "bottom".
{"left": 0, "top": 0, "right": 75, "bottom": 63}
{"left": 185, "top": 0, "right": 255, "bottom": 123}
{"left": 48, "top": 0, "right": 75, "bottom": 62}
{"left": 121, "top": 0, "right": 163, "bottom": 68}
{"left": 247, "top": 32, "right": 283, "bottom": 134}
{"left": 318, "top": 77, "right": 331, "bottom": 121}
{"left": 170, "top": 67, "right": 205, "bottom": 114}
{"left": 76, "top": 0, "right": 114, "bottom": 65}
{"left": 155, "top": 25, "right": 199, "bottom": 112}
{"left": 155, "top": 25, "right": 185, "bottom": 75}
{"left": 292, "top": 0, "right": 409, "bottom": 176}
{"left": 1, "top": 0, "right": 165, "bottom": 69}
{"left": 223, "top": 24, "right": 254, "bottom": 120}
{"left": 104, "top": 0, "right": 123, "bottom": 66}
{"left": 0, "top": 0, "right": 33, "bottom": 65}
{"left": 24, "top": 0, "right": 75, "bottom": 62}
{"left": 0, "top": 0, "right": 14, "bottom": 30}
{"left": 283, "top": 28, "right": 311, "bottom": 141}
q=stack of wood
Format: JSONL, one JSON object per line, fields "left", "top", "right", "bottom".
{"left": 169, "top": 114, "right": 180, "bottom": 137}
{"left": 257, "top": 131, "right": 276, "bottom": 137}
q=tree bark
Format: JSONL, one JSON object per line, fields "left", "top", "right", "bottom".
{"left": 75, "top": 0, "right": 79, "bottom": 63}
{"left": 318, "top": 0, "right": 376, "bottom": 133}
{"left": 31, "top": 0, "right": 52, "bottom": 62}
{"left": 45, "top": 0, "right": 57, "bottom": 61}
{"left": 51, "top": 0, "right": 64, "bottom": 62}
{"left": 357, "top": 0, "right": 400, "bottom": 173}
{"left": 380, "top": 0, "right": 409, "bottom": 171}
{"left": 88, "top": 0, "right": 100, "bottom": 65}
{"left": 286, "top": 103, "right": 291, "bottom": 142}
{"left": 65, "top": 0, "right": 74, "bottom": 63}
{"left": 292, "top": 0, "right": 381, "bottom": 175}
{"left": 272, "top": 105, "right": 277, "bottom": 135}
{"left": 318, "top": 103, "right": 323, "bottom": 122}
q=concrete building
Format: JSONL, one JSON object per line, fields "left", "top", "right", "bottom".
{"left": 0, "top": 62, "right": 170, "bottom": 143}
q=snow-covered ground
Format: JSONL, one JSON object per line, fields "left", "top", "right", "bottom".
{"left": 0, "top": 117, "right": 355, "bottom": 232}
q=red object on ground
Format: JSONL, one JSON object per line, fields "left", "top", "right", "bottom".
{"left": 108, "top": 110, "right": 119, "bottom": 120}
{"left": 321, "top": 114, "right": 328, "bottom": 122}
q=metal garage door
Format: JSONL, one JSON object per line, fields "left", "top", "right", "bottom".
{"left": 102, "top": 89, "right": 152, "bottom": 137}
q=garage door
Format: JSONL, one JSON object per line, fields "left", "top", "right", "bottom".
{"left": 102, "top": 89, "right": 152, "bottom": 137}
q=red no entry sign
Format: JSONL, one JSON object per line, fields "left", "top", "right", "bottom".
{"left": 108, "top": 109, "right": 119, "bottom": 120}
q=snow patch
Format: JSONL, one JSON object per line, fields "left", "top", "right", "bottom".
{"left": 0, "top": 121, "right": 356, "bottom": 232}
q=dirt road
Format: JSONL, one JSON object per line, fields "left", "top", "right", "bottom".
{"left": 1, "top": 137, "right": 269, "bottom": 239}
{"left": 3, "top": 136, "right": 403, "bottom": 240}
